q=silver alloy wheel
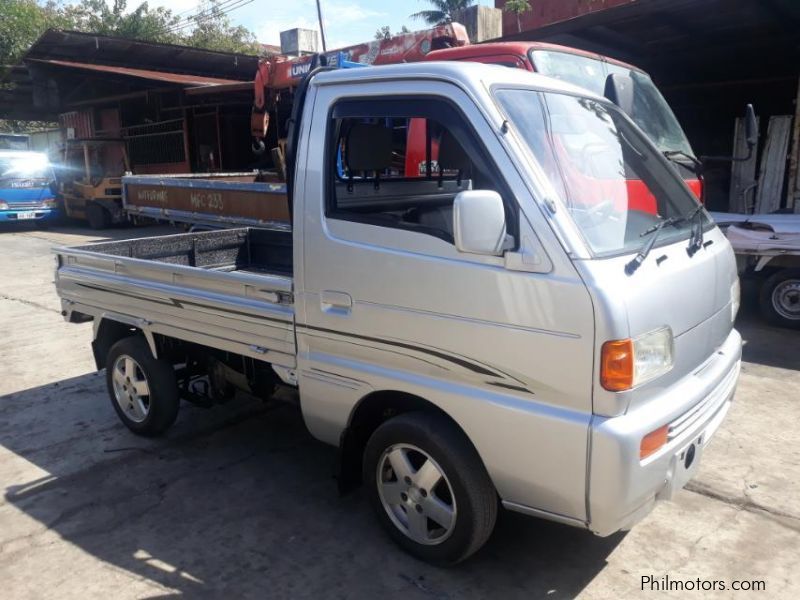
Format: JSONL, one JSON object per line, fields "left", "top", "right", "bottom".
{"left": 772, "top": 278, "right": 800, "bottom": 321}
{"left": 111, "top": 354, "right": 151, "bottom": 423}
{"left": 376, "top": 443, "right": 457, "bottom": 545}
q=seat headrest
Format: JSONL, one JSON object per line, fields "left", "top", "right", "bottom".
{"left": 438, "top": 131, "right": 471, "bottom": 172}
{"left": 346, "top": 124, "right": 393, "bottom": 173}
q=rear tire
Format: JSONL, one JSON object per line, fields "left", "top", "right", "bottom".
{"left": 759, "top": 268, "right": 800, "bottom": 329}
{"left": 105, "top": 336, "right": 179, "bottom": 436}
{"left": 363, "top": 411, "right": 497, "bottom": 565}
{"left": 87, "top": 202, "right": 111, "bottom": 229}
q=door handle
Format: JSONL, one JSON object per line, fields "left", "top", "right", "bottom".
{"left": 320, "top": 290, "right": 353, "bottom": 314}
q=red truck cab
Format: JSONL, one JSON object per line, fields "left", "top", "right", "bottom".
{"left": 416, "top": 42, "right": 703, "bottom": 203}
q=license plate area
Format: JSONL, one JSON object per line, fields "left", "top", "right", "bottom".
{"left": 16, "top": 211, "right": 37, "bottom": 220}
{"left": 659, "top": 434, "right": 704, "bottom": 500}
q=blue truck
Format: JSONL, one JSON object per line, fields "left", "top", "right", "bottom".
{"left": 0, "top": 150, "right": 60, "bottom": 225}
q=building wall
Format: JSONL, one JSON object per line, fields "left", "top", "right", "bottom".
{"left": 495, "top": 0, "right": 636, "bottom": 36}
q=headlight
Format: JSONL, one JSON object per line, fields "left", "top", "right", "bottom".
{"left": 0, "top": 201, "right": 8, "bottom": 210}
{"left": 731, "top": 278, "right": 741, "bottom": 322}
{"left": 600, "top": 327, "right": 674, "bottom": 391}
{"left": 40, "top": 199, "right": 57, "bottom": 208}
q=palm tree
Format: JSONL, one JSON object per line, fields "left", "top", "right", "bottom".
{"left": 504, "top": 0, "right": 532, "bottom": 34}
{"left": 410, "top": 0, "right": 476, "bottom": 26}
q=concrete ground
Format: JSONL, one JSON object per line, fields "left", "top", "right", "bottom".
{"left": 0, "top": 221, "right": 798, "bottom": 599}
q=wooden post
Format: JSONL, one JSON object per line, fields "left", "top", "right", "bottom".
{"left": 215, "top": 106, "right": 222, "bottom": 172}
{"left": 271, "top": 146, "right": 287, "bottom": 182}
{"left": 182, "top": 108, "right": 191, "bottom": 172}
{"left": 786, "top": 78, "right": 800, "bottom": 213}
{"left": 754, "top": 115, "right": 792, "bottom": 214}
{"left": 82, "top": 142, "right": 91, "bottom": 183}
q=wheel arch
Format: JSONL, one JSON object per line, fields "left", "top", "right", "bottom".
{"left": 337, "top": 389, "right": 489, "bottom": 494}
{"left": 92, "top": 316, "right": 156, "bottom": 369}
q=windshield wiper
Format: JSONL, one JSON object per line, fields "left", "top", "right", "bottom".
{"left": 663, "top": 149, "right": 702, "bottom": 173}
{"left": 626, "top": 204, "right": 707, "bottom": 274}
{"left": 685, "top": 204, "right": 706, "bottom": 257}
{"left": 625, "top": 216, "right": 682, "bottom": 275}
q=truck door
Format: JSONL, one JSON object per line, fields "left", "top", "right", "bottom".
{"left": 293, "top": 80, "right": 595, "bottom": 522}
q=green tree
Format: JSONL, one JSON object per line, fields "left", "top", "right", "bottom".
{"left": 0, "top": 0, "right": 52, "bottom": 70}
{"left": 410, "top": 0, "right": 475, "bottom": 26}
{"left": 183, "top": 0, "right": 261, "bottom": 55}
{"left": 374, "top": 25, "right": 411, "bottom": 40}
{"left": 504, "top": 0, "right": 532, "bottom": 33}
{"left": 60, "top": 0, "right": 181, "bottom": 44}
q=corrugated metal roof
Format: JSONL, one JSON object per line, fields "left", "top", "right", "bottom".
{"left": 27, "top": 58, "right": 241, "bottom": 86}
{"left": 24, "top": 29, "right": 259, "bottom": 81}
{"left": 0, "top": 29, "right": 262, "bottom": 119}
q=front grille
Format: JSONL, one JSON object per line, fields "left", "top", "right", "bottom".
{"left": 5, "top": 201, "right": 43, "bottom": 209}
{"left": 668, "top": 361, "right": 739, "bottom": 441}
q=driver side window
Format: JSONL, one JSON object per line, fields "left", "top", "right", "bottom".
{"left": 326, "top": 97, "right": 515, "bottom": 245}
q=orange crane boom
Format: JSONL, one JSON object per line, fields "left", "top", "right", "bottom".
{"left": 251, "top": 23, "right": 469, "bottom": 146}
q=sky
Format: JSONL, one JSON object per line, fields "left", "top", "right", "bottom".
{"left": 156, "top": 0, "right": 496, "bottom": 50}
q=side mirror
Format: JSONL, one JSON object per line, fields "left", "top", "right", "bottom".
{"left": 604, "top": 73, "right": 635, "bottom": 116}
{"left": 48, "top": 180, "right": 59, "bottom": 195}
{"left": 700, "top": 103, "right": 759, "bottom": 163}
{"left": 744, "top": 104, "right": 758, "bottom": 149}
{"left": 453, "top": 190, "right": 509, "bottom": 256}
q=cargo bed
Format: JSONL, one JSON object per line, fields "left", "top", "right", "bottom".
{"left": 55, "top": 228, "right": 296, "bottom": 367}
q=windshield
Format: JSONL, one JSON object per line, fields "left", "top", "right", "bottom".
{"left": 530, "top": 49, "right": 694, "bottom": 157}
{"left": 495, "top": 88, "right": 708, "bottom": 256}
{"left": 0, "top": 154, "right": 52, "bottom": 184}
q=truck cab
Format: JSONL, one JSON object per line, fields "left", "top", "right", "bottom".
{"left": 55, "top": 62, "right": 740, "bottom": 564}
{"left": 426, "top": 42, "right": 703, "bottom": 199}
{"left": 0, "top": 150, "right": 59, "bottom": 226}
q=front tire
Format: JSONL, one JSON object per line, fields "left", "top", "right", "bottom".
{"left": 759, "top": 268, "right": 800, "bottom": 329}
{"left": 105, "top": 336, "right": 179, "bottom": 436}
{"left": 363, "top": 412, "right": 497, "bottom": 565}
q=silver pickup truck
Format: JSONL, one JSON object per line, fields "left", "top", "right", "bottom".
{"left": 54, "top": 62, "right": 742, "bottom": 564}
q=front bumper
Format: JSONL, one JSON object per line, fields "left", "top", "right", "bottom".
{"left": 587, "top": 328, "right": 742, "bottom": 536}
{"left": 0, "top": 208, "right": 58, "bottom": 222}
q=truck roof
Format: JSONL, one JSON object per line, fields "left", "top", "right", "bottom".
{"left": 311, "top": 60, "right": 605, "bottom": 101}
{"left": 427, "top": 41, "right": 645, "bottom": 75}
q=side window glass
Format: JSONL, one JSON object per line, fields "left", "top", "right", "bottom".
{"left": 327, "top": 100, "right": 511, "bottom": 245}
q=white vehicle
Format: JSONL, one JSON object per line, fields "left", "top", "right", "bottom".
{"left": 712, "top": 212, "right": 800, "bottom": 328}
{"left": 54, "top": 63, "right": 742, "bottom": 564}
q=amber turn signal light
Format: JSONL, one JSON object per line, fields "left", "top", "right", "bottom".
{"left": 640, "top": 424, "right": 669, "bottom": 459}
{"left": 600, "top": 338, "right": 634, "bottom": 391}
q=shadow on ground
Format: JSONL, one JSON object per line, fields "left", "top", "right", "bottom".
{"left": 0, "top": 220, "right": 177, "bottom": 239}
{"left": 0, "top": 219, "right": 94, "bottom": 235}
{"left": 1, "top": 373, "right": 623, "bottom": 599}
